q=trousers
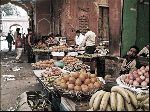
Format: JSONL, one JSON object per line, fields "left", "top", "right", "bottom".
{"left": 16, "top": 48, "right": 24, "bottom": 60}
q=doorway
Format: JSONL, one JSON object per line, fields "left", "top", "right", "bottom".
{"left": 98, "top": 6, "right": 109, "bottom": 42}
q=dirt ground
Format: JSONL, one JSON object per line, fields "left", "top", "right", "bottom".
{"left": 0, "top": 50, "right": 42, "bottom": 111}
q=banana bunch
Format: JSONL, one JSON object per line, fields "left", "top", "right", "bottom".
{"left": 87, "top": 86, "right": 146, "bottom": 111}
{"left": 136, "top": 92, "right": 149, "bottom": 111}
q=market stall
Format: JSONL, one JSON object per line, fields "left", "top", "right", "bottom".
{"left": 31, "top": 39, "right": 149, "bottom": 111}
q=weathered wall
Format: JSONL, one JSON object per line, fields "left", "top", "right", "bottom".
{"left": 52, "top": 0, "right": 109, "bottom": 46}
{"left": 109, "top": 0, "right": 122, "bottom": 57}
{"left": 35, "top": 0, "right": 51, "bottom": 37}
{"left": 34, "top": 0, "right": 122, "bottom": 57}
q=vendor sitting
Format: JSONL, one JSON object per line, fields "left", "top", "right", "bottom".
{"left": 120, "top": 45, "right": 142, "bottom": 74}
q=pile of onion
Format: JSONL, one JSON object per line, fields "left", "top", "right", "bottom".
{"left": 54, "top": 69, "right": 102, "bottom": 92}
{"left": 122, "top": 65, "right": 149, "bottom": 86}
{"left": 40, "top": 67, "right": 62, "bottom": 77}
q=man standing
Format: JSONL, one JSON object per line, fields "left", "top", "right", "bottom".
{"left": 6, "top": 33, "right": 14, "bottom": 52}
{"left": 74, "top": 30, "right": 85, "bottom": 48}
{"left": 15, "top": 33, "right": 24, "bottom": 62}
{"left": 78, "top": 28, "right": 96, "bottom": 54}
{"left": 26, "top": 29, "right": 35, "bottom": 63}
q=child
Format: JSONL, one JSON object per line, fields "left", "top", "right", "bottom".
{"left": 15, "top": 33, "right": 24, "bottom": 62}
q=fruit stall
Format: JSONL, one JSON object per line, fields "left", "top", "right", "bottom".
{"left": 32, "top": 50, "right": 149, "bottom": 111}
{"left": 30, "top": 35, "right": 149, "bottom": 111}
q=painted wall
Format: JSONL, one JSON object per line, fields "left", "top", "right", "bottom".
{"left": 136, "top": 0, "right": 149, "bottom": 51}
{"left": 121, "top": 0, "right": 138, "bottom": 57}
{"left": 121, "top": 0, "right": 149, "bottom": 57}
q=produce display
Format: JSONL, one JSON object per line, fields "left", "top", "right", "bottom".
{"left": 62, "top": 55, "right": 82, "bottom": 64}
{"left": 32, "top": 59, "right": 54, "bottom": 69}
{"left": 33, "top": 45, "right": 50, "bottom": 50}
{"left": 40, "top": 67, "right": 63, "bottom": 87}
{"left": 40, "top": 67, "right": 63, "bottom": 77}
{"left": 63, "top": 62, "right": 90, "bottom": 72}
{"left": 82, "top": 53, "right": 92, "bottom": 57}
{"left": 45, "top": 37, "right": 57, "bottom": 44}
{"left": 54, "top": 69, "right": 102, "bottom": 92}
{"left": 87, "top": 86, "right": 148, "bottom": 111}
{"left": 137, "top": 92, "right": 149, "bottom": 111}
{"left": 121, "top": 65, "right": 149, "bottom": 86}
{"left": 52, "top": 45, "right": 68, "bottom": 51}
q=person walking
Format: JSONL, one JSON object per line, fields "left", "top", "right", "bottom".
{"left": 6, "top": 33, "right": 14, "bottom": 52}
{"left": 23, "top": 33, "right": 27, "bottom": 54}
{"left": 14, "top": 28, "right": 20, "bottom": 40}
{"left": 15, "top": 33, "right": 24, "bottom": 62}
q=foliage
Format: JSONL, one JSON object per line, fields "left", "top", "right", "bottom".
{"left": 0, "top": 3, "right": 21, "bottom": 16}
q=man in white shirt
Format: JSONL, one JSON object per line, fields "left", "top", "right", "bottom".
{"left": 74, "top": 30, "right": 85, "bottom": 48}
{"left": 78, "top": 28, "right": 96, "bottom": 54}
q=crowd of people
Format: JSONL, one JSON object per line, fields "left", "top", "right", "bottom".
{"left": 5, "top": 28, "right": 35, "bottom": 63}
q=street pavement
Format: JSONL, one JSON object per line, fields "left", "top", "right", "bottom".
{"left": 0, "top": 39, "right": 42, "bottom": 111}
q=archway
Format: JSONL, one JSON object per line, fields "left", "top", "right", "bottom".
{"left": 9, "top": 24, "right": 23, "bottom": 36}
{"left": 1, "top": 2, "right": 30, "bottom": 36}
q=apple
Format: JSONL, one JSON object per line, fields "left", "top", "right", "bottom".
{"left": 133, "top": 80, "right": 139, "bottom": 86}
{"left": 129, "top": 80, "right": 133, "bottom": 85}
{"left": 145, "top": 78, "right": 149, "bottom": 83}
{"left": 136, "top": 77, "right": 143, "bottom": 84}
{"left": 125, "top": 78, "right": 130, "bottom": 84}
{"left": 140, "top": 75, "right": 145, "bottom": 80}
{"left": 141, "top": 81, "right": 148, "bottom": 86}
